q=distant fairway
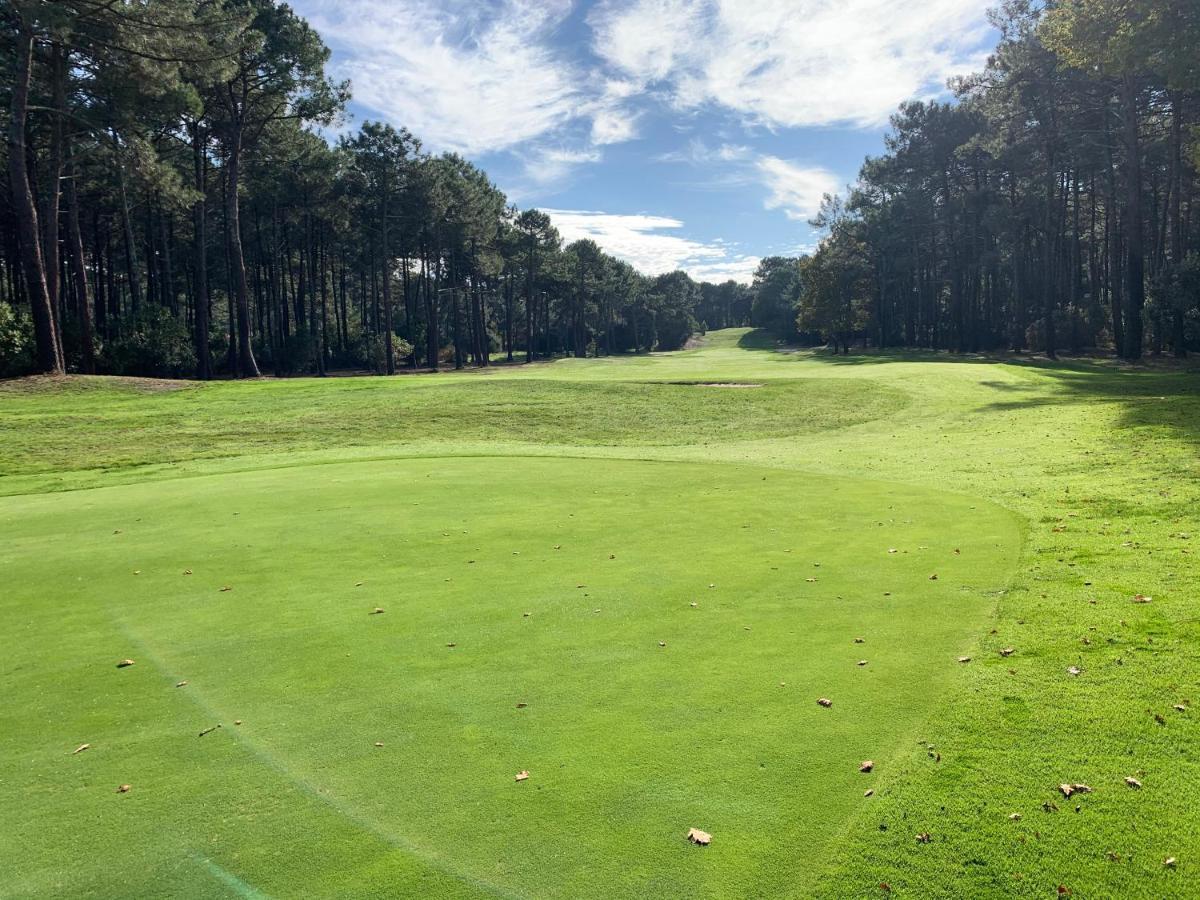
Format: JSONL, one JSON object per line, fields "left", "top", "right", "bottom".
{"left": 2, "top": 330, "right": 1197, "bottom": 898}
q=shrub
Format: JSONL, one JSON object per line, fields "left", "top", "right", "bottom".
{"left": 104, "top": 307, "right": 195, "bottom": 377}
{"left": 0, "top": 302, "right": 36, "bottom": 377}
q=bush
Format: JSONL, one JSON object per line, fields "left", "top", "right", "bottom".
{"left": 104, "top": 307, "right": 195, "bottom": 377}
{"left": 0, "top": 302, "right": 36, "bottom": 377}
{"left": 353, "top": 332, "right": 414, "bottom": 373}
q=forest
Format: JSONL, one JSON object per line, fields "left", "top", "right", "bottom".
{"left": 2, "top": 0, "right": 1197, "bottom": 378}
{"left": 1, "top": 0, "right": 751, "bottom": 380}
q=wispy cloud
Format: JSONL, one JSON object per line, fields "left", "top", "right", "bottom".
{"left": 545, "top": 209, "right": 759, "bottom": 283}
{"left": 590, "top": 0, "right": 991, "bottom": 129}
{"left": 755, "top": 156, "right": 840, "bottom": 221}
{"left": 303, "top": 0, "right": 584, "bottom": 155}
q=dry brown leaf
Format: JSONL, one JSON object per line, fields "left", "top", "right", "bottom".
{"left": 1124, "top": 776, "right": 1142, "bottom": 789}
{"left": 1059, "top": 783, "right": 1091, "bottom": 798}
{"left": 686, "top": 827, "right": 711, "bottom": 846}
{"left": 1132, "top": 594, "right": 1152, "bottom": 603}
{"left": 958, "top": 656, "right": 971, "bottom": 663}
{"left": 73, "top": 743, "right": 90, "bottom": 754}
{"left": 1155, "top": 713, "right": 1166, "bottom": 725}
{"left": 117, "top": 659, "right": 135, "bottom": 668}
{"left": 1000, "top": 648, "right": 1015, "bottom": 657}
{"left": 515, "top": 770, "right": 530, "bottom": 782}
{"left": 1008, "top": 813, "right": 1022, "bottom": 821}
{"left": 116, "top": 784, "right": 131, "bottom": 793}
{"left": 860, "top": 760, "right": 874, "bottom": 773}
{"left": 1174, "top": 704, "right": 1188, "bottom": 713}
{"left": 817, "top": 697, "right": 833, "bottom": 708}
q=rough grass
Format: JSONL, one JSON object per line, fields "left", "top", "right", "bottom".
{"left": 1, "top": 327, "right": 1198, "bottom": 898}
{"left": 0, "top": 374, "right": 899, "bottom": 483}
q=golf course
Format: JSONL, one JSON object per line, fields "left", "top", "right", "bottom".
{"left": 2, "top": 329, "right": 1196, "bottom": 897}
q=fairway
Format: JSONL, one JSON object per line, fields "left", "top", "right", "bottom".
{"left": 2, "top": 330, "right": 1198, "bottom": 898}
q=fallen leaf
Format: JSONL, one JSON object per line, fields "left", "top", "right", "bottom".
{"left": 1174, "top": 704, "right": 1188, "bottom": 713}
{"left": 355, "top": 581, "right": 364, "bottom": 587}
{"left": 176, "top": 681, "right": 188, "bottom": 687}
{"left": 1059, "top": 783, "right": 1091, "bottom": 798}
{"left": 370, "top": 607, "right": 385, "bottom": 615}
{"left": 686, "top": 827, "right": 711, "bottom": 846}
{"left": 219, "top": 586, "right": 231, "bottom": 592}
{"left": 182, "top": 569, "right": 192, "bottom": 575}
{"left": 854, "top": 637, "right": 865, "bottom": 644}
{"left": 888, "top": 548, "right": 897, "bottom": 554}
{"left": 864, "top": 789, "right": 874, "bottom": 797}
{"left": 689, "top": 602, "right": 698, "bottom": 608}
{"left": 116, "top": 659, "right": 135, "bottom": 668}
{"left": 234, "top": 720, "right": 242, "bottom": 726}
{"left": 806, "top": 577, "right": 817, "bottom": 583}
{"left": 817, "top": 697, "right": 833, "bottom": 708}
{"left": 515, "top": 702, "right": 527, "bottom": 709}
{"left": 116, "top": 784, "right": 131, "bottom": 794}
{"left": 857, "top": 660, "right": 868, "bottom": 666}
{"left": 374, "top": 741, "right": 384, "bottom": 747}
{"left": 1008, "top": 813, "right": 1022, "bottom": 821}
{"left": 879, "top": 883, "right": 891, "bottom": 893}
{"left": 958, "top": 656, "right": 972, "bottom": 663}
{"left": 929, "top": 574, "right": 939, "bottom": 581}
{"left": 860, "top": 760, "right": 874, "bottom": 773}
{"left": 1058, "top": 886, "right": 1071, "bottom": 896}
{"left": 1000, "top": 648, "right": 1015, "bottom": 657}
{"left": 1067, "top": 666, "right": 1081, "bottom": 676}
{"left": 1154, "top": 713, "right": 1166, "bottom": 725}
{"left": 658, "top": 641, "right": 666, "bottom": 648}
{"left": 916, "top": 832, "right": 931, "bottom": 844}
{"left": 1164, "top": 857, "right": 1177, "bottom": 868}
{"left": 1132, "top": 594, "right": 1152, "bottom": 603}
{"left": 72, "top": 743, "right": 90, "bottom": 755}
{"left": 515, "top": 770, "right": 530, "bottom": 782}
{"left": 446, "top": 642, "right": 457, "bottom": 648}
{"left": 1124, "top": 776, "right": 1142, "bottom": 789}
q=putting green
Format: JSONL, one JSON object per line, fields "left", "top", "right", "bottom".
{"left": 1, "top": 455, "right": 1019, "bottom": 897}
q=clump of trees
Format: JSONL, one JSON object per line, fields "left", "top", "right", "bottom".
{"left": 2, "top": 0, "right": 757, "bottom": 379}
{"left": 779, "top": 0, "right": 1200, "bottom": 359}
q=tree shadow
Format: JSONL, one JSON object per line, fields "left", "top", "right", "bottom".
{"left": 736, "top": 329, "right": 791, "bottom": 351}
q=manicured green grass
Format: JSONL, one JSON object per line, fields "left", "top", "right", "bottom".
{"left": 1, "top": 328, "right": 1197, "bottom": 898}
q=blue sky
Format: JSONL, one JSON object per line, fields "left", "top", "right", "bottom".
{"left": 295, "top": 0, "right": 996, "bottom": 282}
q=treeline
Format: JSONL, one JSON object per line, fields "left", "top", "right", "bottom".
{"left": 769, "top": 0, "right": 1200, "bottom": 359}
{"left": 1, "top": 0, "right": 751, "bottom": 379}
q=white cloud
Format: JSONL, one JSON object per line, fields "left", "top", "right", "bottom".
{"left": 755, "top": 156, "right": 840, "bottom": 221}
{"left": 545, "top": 209, "right": 759, "bottom": 283}
{"left": 590, "top": 0, "right": 991, "bottom": 129}
{"left": 301, "top": 0, "right": 585, "bottom": 155}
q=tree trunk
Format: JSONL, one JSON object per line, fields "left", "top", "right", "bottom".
{"left": 8, "top": 23, "right": 63, "bottom": 374}
{"left": 1120, "top": 75, "right": 1145, "bottom": 360}
{"left": 225, "top": 123, "right": 260, "bottom": 377}
{"left": 64, "top": 152, "right": 95, "bottom": 373}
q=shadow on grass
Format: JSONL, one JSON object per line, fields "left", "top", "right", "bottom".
{"left": 791, "top": 343, "right": 1200, "bottom": 445}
